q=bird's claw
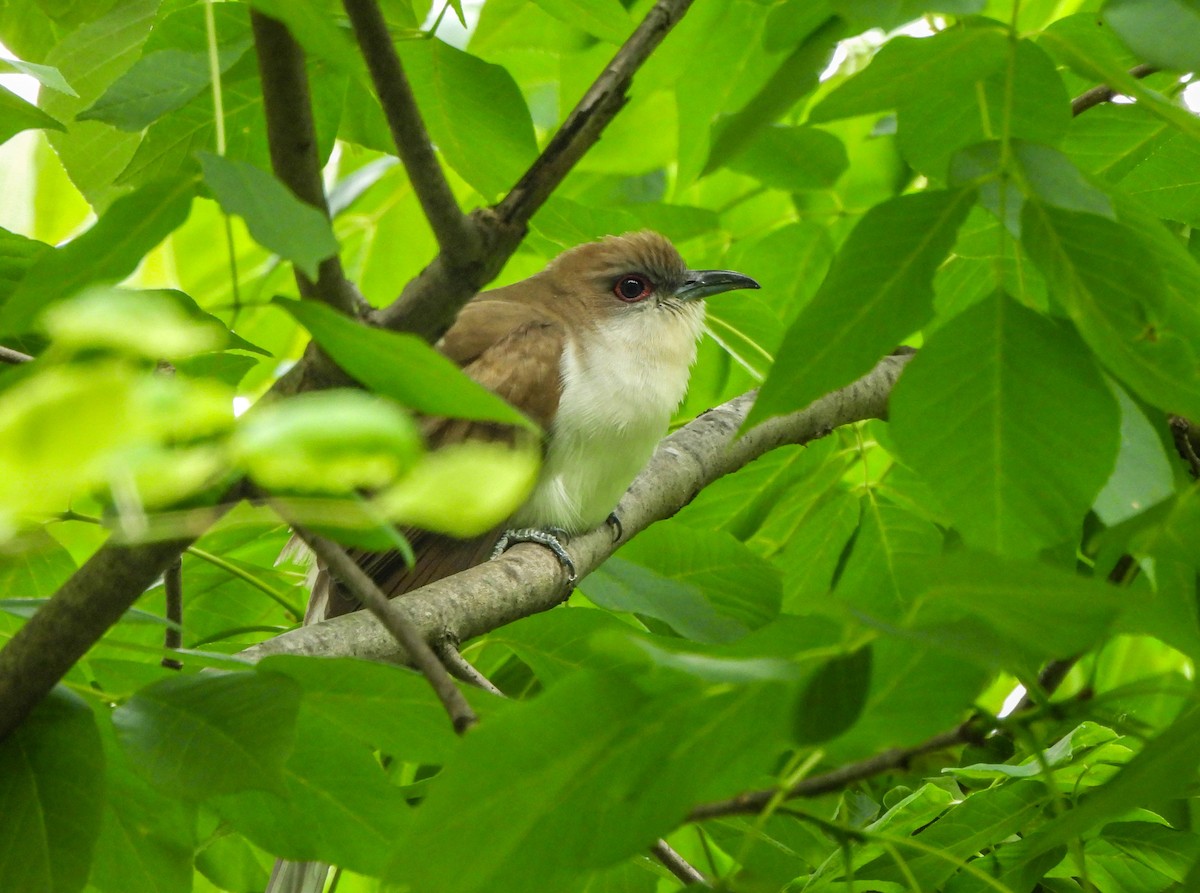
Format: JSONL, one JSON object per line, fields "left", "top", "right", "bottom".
{"left": 491, "top": 527, "right": 578, "bottom": 588}
{"left": 606, "top": 511, "right": 623, "bottom": 543}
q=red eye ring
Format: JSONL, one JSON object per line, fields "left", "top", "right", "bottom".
{"left": 614, "top": 274, "right": 651, "bottom": 302}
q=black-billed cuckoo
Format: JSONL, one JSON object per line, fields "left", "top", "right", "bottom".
{"left": 306, "top": 231, "right": 759, "bottom": 620}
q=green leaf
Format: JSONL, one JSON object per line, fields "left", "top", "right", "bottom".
{"left": 199, "top": 153, "right": 338, "bottom": 279}
{"left": 749, "top": 188, "right": 974, "bottom": 426}
{"left": 1092, "top": 384, "right": 1175, "bottom": 527}
{"left": 112, "top": 670, "right": 302, "bottom": 800}
{"left": 398, "top": 38, "right": 537, "bottom": 197}
{"left": 866, "top": 780, "right": 1049, "bottom": 889}
{"left": 832, "top": 0, "right": 985, "bottom": 30}
{"left": 908, "top": 552, "right": 1128, "bottom": 666}
{"left": 90, "top": 717, "right": 195, "bottom": 893}
{"left": 898, "top": 39, "right": 1070, "bottom": 179}
{"left": 586, "top": 520, "right": 782, "bottom": 642}
{"left": 1103, "top": 821, "right": 1200, "bottom": 883}
{"left": 1022, "top": 706, "right": 1200, "bottom": 861}
{"left": 0, "top": 177, "right": 194, "bottom": 335}
{"left": 833, "top": 499, "right": 944, "bottom": 621}
{"left": 531, "top": 0, "right": 632, "bottom": 44}
{"left": 1118, "top": 129, "right": 1200, "bottom": 228}
{"left": 0, "top": 528, "right": 75, "bottom": 597}
{"left": 0, "top": 689, "right": 104, "bottom": 893}
{"left": 1022, "top": 202, "right": 1200, "bottom": 419}
{"left": 0, "top": 58, "right": 76, "bottom": 96}
{"left": 794, "top": 645, "right": 872, "bottom": 744}
{"left": 725, "top": 126, "right": 848, "bottom": 191}
{"left": 811, "top": 26, "right": 1009, "bottom": 123}
{"left": 278, "top": 298, "right": 534, "bottom": 428}
{"left": 0, "top": 83, "right": 64, "bottom": 146}
{"left": 890, "top": 291, "right": 1120, "bottom": 556}
{"left": 1103, "top": 0, "right": 1200, "bottom": 72}
{"left": 212, "top": 707, "right": 411, "bottom": 874}
{"left": 233, "top": 388, "right": 421, "bottom": 492}
{"left": 249, "top": 0, "right": 362, "bottom": 71}
{"left": 0, "top": 227, "right": 49, "bottom": 307}
{"left": 260, "top": 654, "right": 482, "bottom": 763}
{"left": 78, "top": 39, "right": 251, "bottom": 131}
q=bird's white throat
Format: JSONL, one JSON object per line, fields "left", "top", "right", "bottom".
{"left": 513, "top": 303, "right": 705, "bottom": 532}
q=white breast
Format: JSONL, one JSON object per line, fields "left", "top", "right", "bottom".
{"left": 514, "top": 305, "right": 705, "bottom": 532}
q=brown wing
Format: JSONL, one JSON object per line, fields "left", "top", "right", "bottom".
{"left": 307, "top": 314, "right": 568, "bottom": 620}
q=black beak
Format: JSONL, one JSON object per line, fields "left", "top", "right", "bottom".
{"left": 675, "top": 269, "right": 761, "bottom": 302}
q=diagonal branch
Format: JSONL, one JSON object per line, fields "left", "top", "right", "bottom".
{"left": 251, "top": 10, "right": 362, "bottom": 316}
{"left": 343, "top": 0, "right": 480, "bottom": 262}
{"left": 376, "top": 0, "right": 698, "bottom": 337}
{"left": 292, "top": 527, "right": 477, "bottom": 733}
{"left": 239, "top": 353, "right": 911, "bottom": 665}
{"left": 1070, "top": 63, "right": 1158, "bottom": 117}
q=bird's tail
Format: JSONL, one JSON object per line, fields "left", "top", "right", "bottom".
{"left": 265, "top": 860, "right": 330, "bottom": 893}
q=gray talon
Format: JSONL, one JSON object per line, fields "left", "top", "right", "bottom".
{"left": 491, "top": 528, "right": 578, "bottom": 587}
{"left": 605, "top": 512, "right": 623, "bottom": 543}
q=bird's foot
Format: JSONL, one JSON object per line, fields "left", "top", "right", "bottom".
{"left": 491, "top": 527, "right": 578, "bottom": 588}
{"left": 606, "top": 511, "right": 623, "bottom": 543}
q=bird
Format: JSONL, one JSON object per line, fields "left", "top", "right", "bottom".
{"left": 271, "top": 230, "right": 758, "bottom": 893}
{"left": 303, "top": 230, "right": 759, "bottom": 620}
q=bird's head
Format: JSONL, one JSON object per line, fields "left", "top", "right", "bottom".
{"left": 546, "top": 231, "right": 760, "bottom": 326}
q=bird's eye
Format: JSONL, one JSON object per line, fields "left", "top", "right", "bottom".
{"left": 614, "top": 275, "right": 651, "bottom": 302}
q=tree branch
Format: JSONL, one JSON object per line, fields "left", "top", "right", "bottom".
{"left": 0, "top": 345, "right": 32, "bottom": 364}
{"left": 239, "top": 353, "right": 910, "bottom": 664}
{"left": 375, "top": 0, "right": 698, "bottom": 338}
{"left": 1071, "top": 63, "right": 1158, "bottom": 117}
{"left": 0, "top": 535, "right": 196, "bottom": 739}
{"left": 293, "top": 527, "right": 478, "bottom": 734}
{"left": 343, "top": 0, "right": 479, "bottom": 261}
{"left": 650, "top": 839, "right": 709, "bottom": 887}
{"left": 251, "top": 10, "right": 362, "bottom": 316}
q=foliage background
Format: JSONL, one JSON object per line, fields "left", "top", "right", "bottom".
{"left": 2, "top": 0, "right": 1200, "bottom": 891}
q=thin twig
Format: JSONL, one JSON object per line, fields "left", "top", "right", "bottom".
{"left": 493, "top": 0, "right": 695, "bottom": 227}
{"left": 343, "top": 0, "right": 479, "bottom": 261}
{"left": 438, "top": 641, "right": 505, "bottom": 696}
{"left": 651, "top": 839, "right": 709, "bottom": 887}
{"left": 1070, "top": 63, "right": 1158, "bottom": 117}
{"left": 293, "top": 528, "right": 478, "bottom": 734}
{"left": 250, "top": 10, "right": 362, "bottom": 316}
{"left": 687, "top": 724, "right": 977, "bottom": 822}
{"left": 161, "top": 557, "right": 184, "bottom": 670}
{"left": 0, "top": 345, "right": 33, "bottom": 364}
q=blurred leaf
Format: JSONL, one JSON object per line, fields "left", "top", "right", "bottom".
{"left": 0, "top": 227, "right": 49, "bottom": 307}
{"left": 112, "top": 670, "right": 302, "bottom": 799}
{"left": 811, "top": 26, "right": 1008, "bottom": 123}
{"left": 0, "top": 689, "right": 104, "bottom": 893}
{"left": 1118, "top": 130, "right": 1200, "bottom": 228}
{"left": 0, "top": 528, "right": 76, "bottom": 596}
{"left": 233, "top": 389, "right": 421, "bottom": 492}
{"left": 908, "top": 552, "right": 1128, "bottom": 666}
{"left": 749, "top": 189, "right": 974, "bottom": 426}
{"left": 1022, "top": 202, "right": 1200, "bottom": 419}
{"left": 1093, "top": 384, "right": 1175, "bottom": 526}
{"left": 832, "top": 0, "right": 985, "bottom": 30}
{"left": 199, "top": 153, "right": 338, "bottom": 279}
{"left": 891, "top": 291, "right": 1120, "bottom": 556}
{"left": 725, "top": 126, "right": 848, "bottom": 192}
{"left": 0, "top": 177, "right": 194, "bottom": 335}
{"left": 793, "top": 645, "right": 871, "bottom": 744}
{"left": 377, "top": 440, "right": 539, "bottom": 537}
{"left": 0, "top": 83, "right": 63, "bottom": 146}
{"left": 531, "top": 0, "right": 631, "bottom": 43}
{"left": 78, "top": 36, "right": 251, "bottom": 131}
{"left": 399, "top": 38, "right": 537, "bottom": 197}
{"left": 279, "top": 298, "right": 533, "bottom": 428}
{"left": 43, "top": 286, "right": 231, "bottom": 359}
{"left": 1103, "top": 0, "right": 1200, "bottom": 72}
